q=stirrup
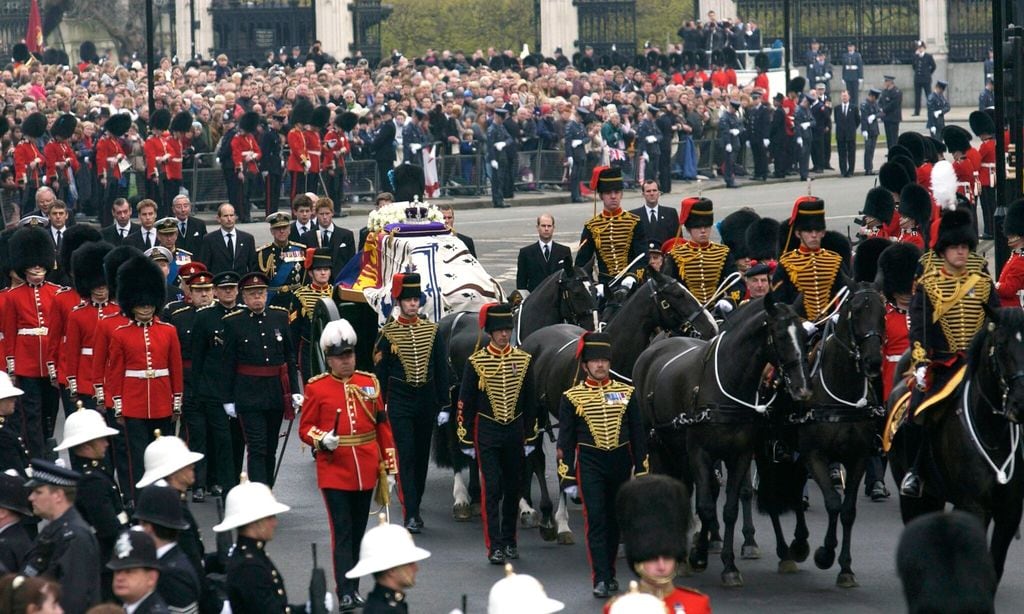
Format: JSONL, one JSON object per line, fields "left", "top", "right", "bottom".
{"left": 899, "top": 472, "right": 923, "bottom": 498}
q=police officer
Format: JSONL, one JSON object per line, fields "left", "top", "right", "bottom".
{"left": 488, "top": 108, "right": 512, "bottom": 209}
{"left": 912, "top": 40, "right": 937, "bottom": 116}
{"left": 841, "top": 42, "right": 864, "bottom": 106}
{"left": 374, "top": 273, "right": 449, "bottom": 533}
{"left": 134, "top": 484, "right": 203, "bottom": 614}
{"left": 719, "top": 99, "right": 743, "bottom": 188}
{"left": 557, "top": 332, "right": 648, "bottom": 598}
{"left": 879, "top": 76, "right": 903, "bottom": 150}
{"left": 257, "top": 212, "right": 307, "bottom": 308}
{"left": 663, "top": 197, "right": 736, "bottom": 309}
{"left": 565, "top": 106, "right": 588, "bottom": 202}
{"left": 901, "top": 208, "right": 998, "bottom": 497}
{"left": 22, "top": 459, "right": 101, "bottom": 613}
{"left": 749, "top": 92, "right": 772, "bottom": 181}
{"left": 290, "top": 248, "right": 337, "bottom": 378}
{"left": 457, "top": 303, "right": 534, "bottom": 565}
{"left": 0, "top": 471, "right": 32, "bottom": 572}
{"left": 807, "top": 51, "right": 833, "bottom": 96}
{"left": 299, "top": 319, "right": 398, "bottom": 610}
{"left": 773, "top": 196, "right": 846, "bottom": 322}
{"left": 345, "top": 514, "right": 431, "bottom": 614}
{"left": 926, "top": 80, "right": 950, "bottom": 136}
{"left": 860, "top": 88, "right": 882, "bottom": 175}
{"left": 107, "top": 530, "right": 171, "bottom": 613}
{"left": 793, "top": 94, "right": 815, "bottom": 181}
{"left": 53, "top": 405, "right": 126, "bottom": 600}
{"left": 575, "top": 167, "right": 641, "bottom": 284}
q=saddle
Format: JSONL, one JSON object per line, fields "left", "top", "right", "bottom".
{"left": 883, "top": 364, "right": 967, "bottom": 452}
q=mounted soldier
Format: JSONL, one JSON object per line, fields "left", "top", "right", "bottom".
{"left": 662, "top": 196, "right": 737, "bottom": 311}
{"left": 773, "top": 196, "right": 847, "bottom": 325}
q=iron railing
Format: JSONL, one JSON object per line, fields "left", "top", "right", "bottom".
{"left": 209, "top": 0, "right": 314, "bottom": 63}
{"left": 947, "top": 0, "right": 992, "bottom": 62}
{"left": 0, "top": 0, "right": 30, "bottom": 60}
{"left": 575, "top": 0, "right": 638, "bottom": 60}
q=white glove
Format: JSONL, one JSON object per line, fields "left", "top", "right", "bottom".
{"left": 303, "top": 159, "right": 311, "bottom": 171}
{"left": 437, "top": 411, "right": 450, "bottom": 426}
{"left": 867, "top": 114, "right": 876, "bottom": 123}
{"left": 729, "top": 129, "right": 740, "bottom": 136}
{"left": 321, "top": 430, "right": 341, "bottom": 451}
{"left": 801, "top": 321, "right": 817, "bottom": 336}
{"left": 495, "top": 142, "right": 505, "bottom": 151}
{"left": 566, "top": 156, "right": 573, "bottom": 165}
{"left": 934, "top": 110, "right": 942, "bottom": 118}
{"left": 410, "top": 143, "right": 421, "bottom": 153}
{"left": 594, "top": 283, "right": 606, "bottom": 298}
{"left": 642, "top": 152, "right": 649, "bottom": 162}
{"left": 800, "top": 122, "right": 811, "bottom": 130}
{"left": 645, "top": 135, "right": 657, "bottom": 143}
{"left": 223, "top": 403, "right": 236, "bottom": 418}
{"left": 524, "top": 445, "right": 535, "bottom": 456}
{"left": 291, "top": 393, "right": 304, "bottom": 409}
{"left": 862, "top": 131, "right": 869, "bottom": 138}
{"left": 725, "top": 144, "right": 733, "bottom": 153}
{"left": 715, "top": 299, "right": 734, "bottom": 314}
{"left": 387, "top": 474, "right": 396, "bottom": 491}
{"left": 620, "top": 277, "right": 636, "bottom": 290}
{"left": 462, "top": 448, "right": 476, "bottom": 459}
{"left": 219, "top": 600, "right": 233, "bottom": 614}
{"left": 571, "top": 139, "right": 583, "bottom": 148}
{"left": 763, "top": 139, "right": 770, "bottom": 147}
{"left": 564, "top": 486, "right": 578, "bottom": 499}
{"left": 929, "top": 126, "right": 936, "bottom": 134}
{"left": 914, "top": 366, "right": 927, "bottom": 390}
{"left": 797, "top": 137, "right": 804, "bottom": 146}
{"left": 324, "top": 593, "right": 335, "bottom": 613}
{"left": 490, "top": 160, "right": 498, "bottom": 170}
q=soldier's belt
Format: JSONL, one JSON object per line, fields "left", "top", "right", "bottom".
{"left": 80, "top": 347, "right": 93, "bottom": 355}
{"left": 579, "top": 441, "right": 628, "bottom": 452}
{"left": 885, "top": 355, "right": 902, "bottom": 363}
{"left": 125, "top": 368, "right": 170, "bottom": 379}
{"left": 480, "top": 412, "right": 522, "bottom": 425}
{"left": 336, "top": 431, "right": 377, "bottom": 446}
{"left": 18, "top": 327, "right": 49, "bottom": 336}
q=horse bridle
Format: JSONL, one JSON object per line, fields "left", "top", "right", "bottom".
{"left": 830, "top": 288, "right": 884, "bottom": 374}
{"left": 557, "top": 271, "right": 594, "bottom": 326}
{"left": 984, "top": 332, "right": 1024, "bottom": 415}
{"left": 765, "top": 313, "right": 807, "bottom": 393}
{"left": 652, "top": 279, "right": 706, "bottom": 338}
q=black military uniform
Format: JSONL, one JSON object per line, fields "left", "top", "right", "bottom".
{"left": 0, "top": 414, "right": 29, "bottom": 475}
{"left": 793, "top": 96, "right": 816, "bottom": 181}
{"left": 374, "top": 273, "right": 449, "bottom": 532}
{"left": 260, "top": 113, "right": 285, "bottom": 217}
{"left": 926, "top": 80, "right": 950, "bottom": 136}
{"left": 556, "top": 332, "right": 648, "bottom": 598}
{"left": 22, "top": 460, "right": 101, "bottom": 613}
{"left": 749, "top": 93, "right": 772, "bottom": 181}
{"left": 221, "top": 272, "right": 299, "bottom": 486}
{"left": 664, "top": 198, "right": 735, "bottom": 304}
{"left": 487, "top": 108, "right": 512, "bottom": 208}
{"left": 565, "top": 109, "right": 588, "bottom": 202}
{"left": 879, "top": 76, "right": 903, "bottom": 150}
{"left": 457, "top": 304, "right": 535, "bottom": 564}
{"left": 773, "top": 197, "right": 845, "bottom": 321}
{"left": 860, "top": 89, "right": 882, "bottom": 174}
{"left": 191, "top": 271, "right": 244, "bottom": 492}
{"left": 719, "top": 100, "right": 743, "bottom": 187}
{"left": 574, "top": 167, "right": 641, "bottom": 284}
{"left": 654, "top": 106, "right": 676, "bottom": 194}
{"left": 257, "top": 212, "right": 307, "bottom": 308}
{"left": 74, "top": 454, "right": 127, "bottom": 601}
{"left": 363, "top": 584, "right": 409, "bottom": 613}
{"left": 226, "top": 536, "right": 307, "bottom": 613}
{"left": 0, "top": 472, "right": 32, "bottom": 573}
{"left": 134, "top": 484, "right": 203, "bottom": 614}
{"left": 636, "top": 107, "right": 661, "bottom": 184}
{"left": 912, "top": 44, "right": 937, "bottom": 116}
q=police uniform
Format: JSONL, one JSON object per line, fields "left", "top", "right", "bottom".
{"left": 773, "top": 197, "right": 846, "bottom": 321}
{"left": 220, "top": 272, "right": 299, "bottom": 486}
{"left": 457, "top": 304, "right": 534, "bottom": 564}
{"left": 232, "top": 112, "right": 262, "bottom": 223}
{"left": 374, "top": 273, "right": 449, "bottom": 531}
{"left": 575, "top": 167, "right": 640, "bottom": 284}
{"left": 488, "top": 109, "right": 512, "bottom": 209}
{"left": 860, "top": 90, "right": 881, "bottom": 174}
{"left": 106, "top": 530, "right": 173, "bottom": 614}
{"left": 719, "top": 101, "right": 743, "bottom": 188}
{"left": 793, "top": 97, "right": 815, "bottom": 181}
{"left": 0, "top": 471, "right": 32, "bottom": 573}
{"left": 290, "top": 248, "right": 337, "bottom": 378}
{"left": 22, "top": 460, "right": 101, "bottom": 613}
{"left": 134, "top": 484, "right": 203, "bottom": 614}
{"left": 663, "top": 197, "right": 736, "bottom": 304}
{"left": 13, "top": 113, "right": 45, "bottom": 209}
{"left": 926, "top": 81, "right": 950, "bottom": 136}
{"left": 299, "top": 319, "right": 397, "bottom": 604}
{"left": 556, "top": 332, "right": 648, "bottom": 597}
{"left": 257, "top": 212, "right": 307, "bottom": 307}
{"left": 879, "top": 78, "right": 903, "bottom": 150}
{"left": 565, "top": 113, "right": 588, "bottom": 202}
{"left": 998, "top": 200, "right": 1024, "bottom": 307}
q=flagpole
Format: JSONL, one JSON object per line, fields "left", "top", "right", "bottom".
{"left": 145, "top": 0, "right": 156, "bottom": 117}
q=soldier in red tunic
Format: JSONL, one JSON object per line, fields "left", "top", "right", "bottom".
{"left": 96, "top": 114, "right": 132, "bottom": 226}
{"left": 299, "top": 319, "right": 397, "bottom": 610}
{"left": 163, "top": 111, "right": 190, "bottom": 219}
{"left": 324, "top": 111, "right": 355, "bottom": 216}
{"left": 144, "top": 109, "right": 172, "bottom": 216}
{"left": 997, "top": 199, "right": 1024, "bottom": 308}
{"left": 287, "top": 97, "right": 314, "bottom": 200}
{"left": 106, "top": 254, "right": 184, "bottom": 497}
{"left": 971, "top": 110, "right": 998, "bottom": 239}
{"left": 1, "top": 227, "right": 61, "bottom": 457}
{"left": 14, "top": 113, "right": 46, "bottom": 211}
{"left": 857, "top": 187, "right": 896, "bottom": 240}
{"left": 43, "top": 114, "right": 80, "bottom": 206}
{"left": 231, "top": 112, "right": 262, "bottom": 223}
{"left": 896, "top": 184, "right": 933, "bottom": 250}
{"left": 306, "top": 106, "right": 329, "bottom": 196}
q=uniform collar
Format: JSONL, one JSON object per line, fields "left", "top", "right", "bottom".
{"left": 311, "top": 282, "right": 331, "bottom": 291}
{"left": 600, "top": 207, "right": 623, "bottom": 218}
{"left": 371, "top": 583, "right": 405, "bottom": 605}
{"left": 237, "top": 535, "right": 266, "bottom": 551}
{"left": 486, "top": 342, "right": 512, "bottom": 356}
{"left": 396, "top": 315, "right": 419, "bottom": 325}
{"left": 585, "top": 376, "right": 612, "bottom": 387}
{"left": 798, "top": 245, "right": 820, "bottom": 254}
{"left": 132, "top": 319, "right": 154, "bottom": 327}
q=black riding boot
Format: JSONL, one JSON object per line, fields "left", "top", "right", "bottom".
{"left": 900, "top": 423, "right": 927, "bottom": 498}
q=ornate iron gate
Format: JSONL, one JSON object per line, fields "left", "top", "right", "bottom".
{"left": 210, "top": 0, "right": 313, "bottom": 63}
{"left": 575, "top": 0, "right": 636, "bottom": 60}
{"left": 349, "top": 0, "right": 391, "bottom": 65}
{"left": 947, "top": 0, "right": 992, "bottom": 62}
{"left": 0, "top": 0, "right": 30, "bottom": 60}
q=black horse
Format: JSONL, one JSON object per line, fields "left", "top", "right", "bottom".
{"left": 636, "top": 293, "right": 813, "bottom": 587}
{"left": 434, "top": 260, "right": 598, "bottom": 520}
{"left": 521, "top": 269, "right": 718, "bottom": 543}
{"left": 888, "top": 306, "right": 1024, "bottom": 580}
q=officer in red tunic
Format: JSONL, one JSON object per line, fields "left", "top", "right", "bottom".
{"left": 1, "top": 227, "right": 60, "bottom": 457}
{"left": 896, "top": 184, "right": 933, "bottom": 250}
{"left": 96, "top": 113, "right": 132, "bottom": 226}
{"left": 997, "top": 199, "right": 1024, "bottom": 308}
{"left": 144, "top": 109, "right": 172, "bottom": 217}
{"left": 299, "top": 319, "right": 397, "bottom": 611}
{"left": 231, "top": 111, "right": 262, "bottom": 223}
{"left": 943, "top": 125, "right": 978, "bottom": 217}
{"left": 105, "top": 254, "right": 184, "bottom": 497}
{"left": 14, "top": 113, "right": 46, "bottom": 211}
{"left": 306, "top": 106, "right": 328, "bottom": 195}
{"left": 971, "top": 110, "right": 998, "bottom": 239}
{"left": 43, "top": 114, "right": 80, "bottom": 205}
{"left": 609, "top": 474, "right": 711, "bottom": 614}
{"left": 287, "top": 97, "right": 314, "bottom": 200}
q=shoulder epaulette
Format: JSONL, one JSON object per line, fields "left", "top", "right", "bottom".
{"left": 256, "top": 242, "right": 273, "bottom": 251}
{"left": 70, "top": 302, "right": 90, "bottom": 312}
{"left": 170, "top": 305, "right": 192, "bottom": 316}
{"left": 223, "top": 310, "right": 244, "bottom": 319}
{"left": 269, "top": 305, "right": 289, "bottom": 313}
{"left": 55, "top": 286, "right": 73, "bottom": 294}
{"left": 288, "top": 241, "right": 306, "bottom": 248}
{"left": 355, "top": 371, "right": 381, "bottom": 388}
{"left": 306, "top": 372, "right": 329, "bottom": 385}
{"left": 196, "top": 304, "right": 216, "bottom": 311}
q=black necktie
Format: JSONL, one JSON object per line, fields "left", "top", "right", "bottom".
{"left": 543, "top": 244, "right": 550, "bottom": 261}
{"left": 300, "top": 225, "right": 307, "bottom": 235}
{"left": 144, "top": 231, "right": 152, "bottom": 249}
{"left": 322, "top": 229, "right": 330, "bottom": 245}
{"left": 650, "top": 209, "right": 657, "bottom": 225}
{"left": 55, "top": 230, "right": 63, "bottom": 250}
{"left": 180, "top": 221, "right": 186, "bottom": 236}
{"left": 226, "top": 233, "right": 234, "bottom": 257}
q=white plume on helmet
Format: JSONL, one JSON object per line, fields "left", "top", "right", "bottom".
{"left": 320, "top": 319, "right": 357, "bottom": 353}
{"left": 930, "top": 160, "right": 958, "bottom": 211}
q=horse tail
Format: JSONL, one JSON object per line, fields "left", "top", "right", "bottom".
{"left": 754, "top": 455, "right": 806, "bottom": 516}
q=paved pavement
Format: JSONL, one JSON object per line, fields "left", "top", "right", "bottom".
{"left": 177, "top": 167, "right": 1024, "bottom": 614}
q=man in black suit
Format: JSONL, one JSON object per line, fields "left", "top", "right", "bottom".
{"left": 23, "top": 186, "right": 76, "bottom": 227}
{"left": 100, "top": 198, "right": 139, "bottom": 245}
{"left": 196, "top": 203, "right": 257, "bottom": 275}
{"left": 300, "top": 197, "right": 356, "bottom": 280}
{"left": 516, "top": 213, "right": 572, "bottom": 292}
{"left": 833, "top": 90, "right": 861, "bottom": 177}
{"left": 171, "top": 194, "right": 208, "bottom": 254}
{"left": 124, "top": 198, "right": 160, "bottom": 251}
{"left": 371, "top": 106, "right": 397, "bottom": 192}
{"left": 288, "top": 193, "right": 315, "bottom": 242}
{"left": 629, "top": 179, "right": 680, "bottom": 247}
{"left": 438, "top": 204, "right": 476, "bottom": 257}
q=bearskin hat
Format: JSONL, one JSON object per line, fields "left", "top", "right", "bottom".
{"left": 861, "top": 187, "right": 895, "bottom": 224}
{"left": 878, "top": 242, "right": 921, "bottom": 300}
{"left": 934, "top": 207, "right": 977, "bottom": 254}
{"left": 12, "top": 43, "right": 29, "bottom": 63}
{"left": 616, "top": 474, "right": 690, "bottom": 569}
{"left": 310, "top": 105, "right": 331, "bottom": 129}
{"left": 104, "top": 245, "right": 143, "bottom": 298}
{"left": 336, "top": 111, "right": 358, "bottom": 132}
{"left": 391, "top": 163, "right": 425, "bottom": 203}
{"left": 170, "top": 111, "right": 193, "bottom": 134}
{"left": 58, "top": 223, "right": 101, "bottom": 276}
{"left": 969, "top": 110, "right": 996, "bottom": 137}
{"left": 117, "top": 255, "right": 167, "bottom": 317}
{"left": 899, "top": 183, "right": 933, "bottom": 225}
{"left": 79, "top": 41, "right": 98, "bottom": 64}
{"left": 921, "top": 136, "right": 938, "bottom": 163}
{"left": 853, "top": 237, "right": 890, "bottom": 284}
{"left": 105, "top": 113, "right": 133, "bottom": 137}
{"left": 1005, "top": 199, "right": 1024, "bottom": 237}
{"left": 787, "top": 76, "right": 806, "bottom": 93}
{"left": 754, "top": 51, "right": 770, "bottom": 72}
{"left": 239, "top": 111, "right": 260, "bottom": 134}
{"left": 891, "top": 156, "right": 919, "bottom": 190}
{"left": 896, "top": 132, "right": 925, "bottom": 165}
{"left": 929, "top": 135, "right": 946, "bottom": 157}
{"left": 10, "top": 227, "right": 54, "bottom": 276}
{"left": 72, "top": 241, "right": 113, "bottom": 299}
{"left": 887, "top": 144, "right": 914, "bottom": 162}
{"left": 823, "top": 230, "right": 852, "bottom": 272}
{"left": 879, "top": 161, "right": 912, "bottom": 194}
{"left": 291, "top": 96, "right": 314, "bottom": 126}
{"left": 718, "top": 208, "right": 760, "bottom": 259}
{"left": 21, "top": 112, "right": 47, "bottom": 139}
{"left": 51, "top": 114, "right": 78, "bottom": 140}
{"left": 150, "top": 108, "right": 171, "bottom": 132}
{"left": 746, "top": 217, "right": 780, "bottom": 261}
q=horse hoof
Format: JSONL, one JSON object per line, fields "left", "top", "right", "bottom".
{"left": 520, "top": 510, "right": 540, "bottom": 528}
{"left": 777, "top": 560, "right": 799, "bottom": 574}
{"left": 837, "top": 572, "right": 859, "bottom": 588}
{"left": 814, "top": 547, "right": 836, "bottom": 570}
{"left": 709, "top": 540, "right": 724, "bottom": 554}
{"left": 741, "top": 544, "right": 762, "bottom": 560}
{"left": 539, "top": 523, "right": 557, "bottom": 542}
{"left": 688, "top": 552, "right": 708, "bottom": 573}
{"left": 452, "top": 503, "right": 472, "bottom": 522}
{"left": 557, "top": 532, "right": 575, "bottom": 545}
{"left": 789, "top": 540, "right": 810, "bottom": 563}
{"left": 721, "top": 571, "right": 744, "bottom": 588}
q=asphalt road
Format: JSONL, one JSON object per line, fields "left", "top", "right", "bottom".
{"left": 183, "top": 168, "right": 1024, "bottom": 613}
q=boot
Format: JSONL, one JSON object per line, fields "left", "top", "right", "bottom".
{"left": 900, "top": 425, "right": 926, "bottom": 498}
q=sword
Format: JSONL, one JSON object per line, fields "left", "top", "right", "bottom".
{"left": 273, "top": 401, "right": 303, "bottom": 483}
{"left": 317, "top": 171, "right": 329, "bottom": 196}
{"left": 700, "top": 271, "right": 744, "bottom": 310}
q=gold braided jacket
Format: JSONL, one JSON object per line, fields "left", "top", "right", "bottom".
{"left": 468, "top": 346, "right": 531, "bottom": 424}
{"left": 918, "top": 250, "right": 988, "bottom": 279}
{"left": 918, "top": 268, "right": 992, "bottom": 353}
{"left": 563, "top": 380, "right": 634, "bottom": 450}
{"left": 294, "top": 283, "right": 335, "bottom": 319}
{"left": 380, "top": 317, "right": 438, "bottom": 386}
{"left": 667, "top": 240, "right": 730, "bottom": 303}
{"left": 778, "top": 247, "right": 843, "bottom": 319}
{"left": 584, "top": 209, "right": 640, "bottom": 274}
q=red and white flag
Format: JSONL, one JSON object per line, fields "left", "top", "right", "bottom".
{"left": 422, "top": 144, "right": 440, "bottom": 198}
{"left": 25, "top": 0, "right": 43, "bottom": 54}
